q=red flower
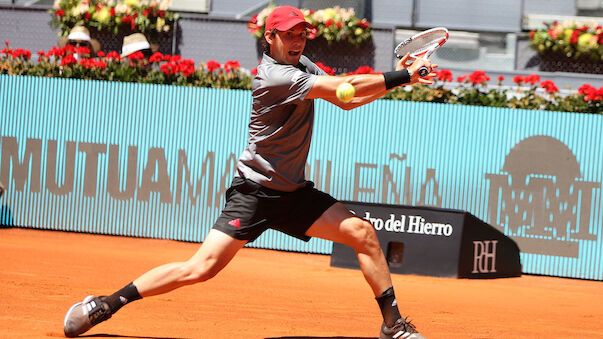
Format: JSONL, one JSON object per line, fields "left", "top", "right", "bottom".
{"left": 468, "top": 70, "right": 490, "bottom": 85}
{"left": 578, "top": 84, "right": 594, "bottom": 96}
{"left": 436, "top": 69, "right": 453, "bottom": 82}
{"left": 76, "top": 46, "right": 91, "bottom": 55}
{"left": 251, "top": 67, "right": 258, "bottom": 75}
{"left": 177, "top": 59, "right": 196, "bottom": 77}
{"left": 357, "top": 20, "right": 370, "bottom": 29}
{"left": 46, "top": 46, "right": 65, "bottom": 58}
{"left": 570, "top": 30, "right": 580, "bottom": 44}
{"left": 79, "top": 58, "right": 95, "bottom": 69}
{"left": 205, "top": 60, "right": 221, "bottom": 72}
{"left": 55, "top": 9, "right": 65, "bottom": 17}
{"left": 540, "top": 80, "right": 559, "bottom": 93}
{"left": 96, "top": 60, "right": 107, "bottom": 69}
{"left": 525, "top": 74, "right": 541, "bottom": 85}
{"left": 247, "top": 14, "right": 260, "bottom": 34}
{"left": 529, "top": 30, "right": 535, "bottom": 39}
{"left": 325, "top": 19, "right": 334, "bottom": 27}
{"left": 84, "top": 12, "right": 91, "bottom": 20}
{"left": 585, "top": 89, "right": 602, "bottom": 102}
{"left": 578, "top": 84, "right": 602, "bottom": 101}
{"left": 12, "top": 48, "right": 31, "bottom": 60}
{"left": 548, "top": 28, "right": 557, "bottom": 39}
{"left": 106, "top": 51, "right": 122, "bottom": 61}
{"left": 61, "top": 54, "right": 77, "bottom": 66}
{"left": 130, "top": 13, "right": 137, "bottom": 30}
{"left": 158, "top": 10, "right": 165, "bottom": 18}
{"left": 224, "top": 60, "right": 240, "bottom": 72}
{"left": 122, "top": 15, "right": 131, "bottom": 24}
{"left": 110, "top": 8, "right": 116, "bottom": 16}
{"left": 160, "top": 61, "right": 177, "bottom": 75}
{"left": 143, "top": 9, "right": 151, "bottom": 17}
{"left": 457, "top": 75, "right": 467, "bottom": 82}
{"left": 336, "top": 22, "right": 342, "bottom": 29}
{"left": 353, "top": 65, "right": 375, "bottom": 74}
{"left": 513, "top": 75, "right": 524, "bottom": 85}
{"left": 36, "top": 50, "right": 45, "bottom": 56}
{"left": 4, "top": 40, "right": 8, "bottom": 47}
{"left": 149, "top": 52, "right": 163, "bottom": 63}
{"left": 97, "top": 51, "right": 105, "bottom": 57}
{"left": 170, "top": 55, "right": 182, "bottom": 63}
{"left": 498, "top": 75, "right": 504, "bottom": 82}
{"left": 128, "top": 51, "right": 145, "bottom": 60}
{"left": 64, "top": 44, "right": 76, "bottom": 54}
{"left": 315, "top": 62, "right": 335, "bottom": 75}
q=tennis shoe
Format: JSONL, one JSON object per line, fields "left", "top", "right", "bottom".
{"left": 63, "top": 295, "right": 112, "bottom": 337}
{"left": 380, "top": 317, "right": 426, "bottom": 339}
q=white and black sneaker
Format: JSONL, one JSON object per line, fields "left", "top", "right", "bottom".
{"left": 380, "top": 317, "right": 426, "bottom": 339}
{"left": 63, "top": 295, "right": 112, "bottom": 337}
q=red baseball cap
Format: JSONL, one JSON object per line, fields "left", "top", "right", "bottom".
{"left": 265, "top": 5, "right": 313, "bottom": 32}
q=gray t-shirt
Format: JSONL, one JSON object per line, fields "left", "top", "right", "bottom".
{"left": 236, "top": 53, "right": 326, "bottom": 192}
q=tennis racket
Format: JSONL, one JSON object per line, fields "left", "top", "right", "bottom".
{"left": 394, "top": 27, "right": 449, "bottom": 77}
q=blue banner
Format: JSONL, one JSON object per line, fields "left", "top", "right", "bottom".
{"left": 1, "top": 75, "right": 602, "bottom": 279}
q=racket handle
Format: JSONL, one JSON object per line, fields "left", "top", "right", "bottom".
{"left": 418, "top": 66, "right": 430, "bottom": 77}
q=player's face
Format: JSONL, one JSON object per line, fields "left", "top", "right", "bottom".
{"left": 268, "top": 23, "right": 308, "bottom": 65}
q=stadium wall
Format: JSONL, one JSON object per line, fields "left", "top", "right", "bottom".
{"left": 1, "top": 75, "right": 602, "bottom": 280}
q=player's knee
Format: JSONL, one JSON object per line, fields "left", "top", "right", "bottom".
{"left": 346, "top": 218, "right": 379, "bottom": 253}
{"left": 182, "top": 258, "right": 220, "bottom": 284}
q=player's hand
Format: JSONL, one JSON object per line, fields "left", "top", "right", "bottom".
{"left": 396, "top": 53, "right": 437, "bottom": 85}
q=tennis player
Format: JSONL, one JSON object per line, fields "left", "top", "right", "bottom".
{"left": 63, "top": 5, "right": 435, "bottom": 339}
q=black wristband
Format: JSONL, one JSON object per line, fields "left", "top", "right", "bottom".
{"left": 383, "top": 69, "right": 411, "bottom": 90}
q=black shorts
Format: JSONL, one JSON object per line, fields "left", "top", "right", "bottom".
{"left": 212, "top": 177, "right": 338, "bottom": 242}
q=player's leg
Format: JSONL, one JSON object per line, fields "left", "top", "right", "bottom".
{"left": 305, "top": 202, "right": 425, "bottom": 339}
{"left": 133, "top": 229, "right": 247, "bottom": 297}
{"left": 63, "top": 229, "right": 246, "bottom": 337}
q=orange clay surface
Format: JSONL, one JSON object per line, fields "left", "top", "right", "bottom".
{"left": 1, "top": 227, "right": 602, "bottom": 339}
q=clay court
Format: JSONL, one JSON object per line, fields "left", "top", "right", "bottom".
{"left": 1, "top": 227, "right": 602, "bottom": 339}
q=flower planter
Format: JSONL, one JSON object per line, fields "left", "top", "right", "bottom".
{"left": 538, "top": 53, "right": 603, "bottom": 75}
{"left": 256, "top": 37, "right": 374, "bottom": 74}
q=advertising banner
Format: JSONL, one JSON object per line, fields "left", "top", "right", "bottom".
{"left": 1, "top": 75, "right": 601, "bottom": 279}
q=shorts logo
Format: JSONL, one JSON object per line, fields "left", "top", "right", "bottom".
{"left": 228, "top": 219, "right": 241, "bottom": 229}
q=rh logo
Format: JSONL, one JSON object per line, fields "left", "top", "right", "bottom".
{"left": 472, "top": 240, "right": 498, "bottom": 273}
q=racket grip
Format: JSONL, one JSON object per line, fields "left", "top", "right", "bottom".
{"left": 418, "top": 66, "right": 430, "bottom": 77}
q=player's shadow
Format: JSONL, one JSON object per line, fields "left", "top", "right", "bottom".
{"left": 266, "top": 337, "right": 376, "bottom": 339}
{"left": 80, "top": 334, "right": 188, "bottom": 339}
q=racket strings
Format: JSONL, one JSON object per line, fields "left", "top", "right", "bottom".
{"left": 395, "top": 31, "right": 448, "bottom": 58}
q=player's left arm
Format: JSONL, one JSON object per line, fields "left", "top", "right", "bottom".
{"left": 307, "top": 54, "right": 437, "bottom": 110}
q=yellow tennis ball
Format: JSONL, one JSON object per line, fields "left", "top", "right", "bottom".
{"left": 336, "top": 82, "right": 355, "bottom": 103}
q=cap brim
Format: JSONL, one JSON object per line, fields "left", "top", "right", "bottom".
{"left": 274, "top": 19, "right": 313, "bottom": 32}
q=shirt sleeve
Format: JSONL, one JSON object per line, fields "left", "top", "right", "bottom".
{"left": 260, "top": 64, "right": 318, "bottom": 104}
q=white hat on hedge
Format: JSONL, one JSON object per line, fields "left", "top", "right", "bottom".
{"left": 121, "top": 33, "right": 151, "bottom": 57}
{"left": 58, "top": 26, "right": 101, "bottom": 54}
